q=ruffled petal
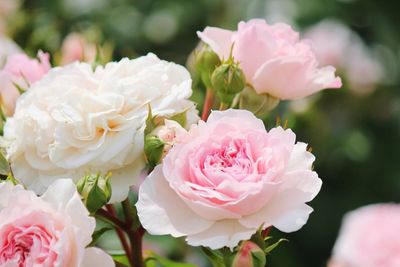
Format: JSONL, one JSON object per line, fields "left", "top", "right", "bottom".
{"left": 136, "top": 166, "right": 213, "bottom": 237}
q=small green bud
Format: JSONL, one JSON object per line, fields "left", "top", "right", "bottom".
{"left": 195, "top": 45, "right": 221, "bottom": 88}
{"left": 77, "top": 173, "right": 112, "bottom": 214}
{"left": 229, "top": 241, "right": 266, "bottom": 267}
{"left": 239, "top": 86, "right": 279, "bottom": 117}
{"left": 211, "top": 62, "right": 246, "bottom": 104}
{"left": 144, "top": 135, "right": 165, "bottom": 168}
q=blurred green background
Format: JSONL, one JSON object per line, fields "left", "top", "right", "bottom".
{"left": 3, "top": 0, "right": 400, "bottom": 266}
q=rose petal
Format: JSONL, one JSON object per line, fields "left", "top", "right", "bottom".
{"left": 136, "top": 166, "right": 213, "bottom": 237}
{"left": 197, "top": 27, "right": 234, "bottom": 60}
{"left": 81, "top": 247, "right": 115, "bottom": 267}
{"left": 186, "top": 219, "right": 255, "bottom": 250}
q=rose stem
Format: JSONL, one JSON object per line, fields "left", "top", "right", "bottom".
{"left": 105, "top": 204, "right": 135, "bottom": 267}
{"left": 122, "top": 199, "right": 144, "bottom": 267}
{"left": 201, "top": 89, "right": 215, "bottom": 121}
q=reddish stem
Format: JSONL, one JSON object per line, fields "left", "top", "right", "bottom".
{"left": 201, "top": 89, "right": 215, "bottom": 121}
{"left": 105, "top": 204, "right": 134, "bottom": 266}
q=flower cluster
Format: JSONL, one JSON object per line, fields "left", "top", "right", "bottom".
{"left": 0, "top": 17, "right": 349, "bottom": 267}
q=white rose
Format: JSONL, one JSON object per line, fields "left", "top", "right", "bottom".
{"left": 4, "top": 53, "right": 198, "bottom": 202}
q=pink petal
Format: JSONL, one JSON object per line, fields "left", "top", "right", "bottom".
{"left": 136, "top": 166, "right": 213, "bottom": 237}
{"left": 186, "top": 219, "right": 255, "bottom": 250}
{"left": 197, "top": 27, "right": 234, "bottom": 60}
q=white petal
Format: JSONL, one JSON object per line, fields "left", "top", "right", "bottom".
{"left": 108, "top": 156, "right": 146, "bottom": 203}
{"left": 136, "top": 165, "right": 213, "bottom": 237}
{"left": 287, "top": 142, "right": 315, "bottom": 172}
{"left": 41, "top": 179, "right": 95, "bottom": 246}
{"left": 81, "top": 247, "right": 115, "bottom": 267}
{"left": 186, "top": 220, "right": 255, "bottom": 250}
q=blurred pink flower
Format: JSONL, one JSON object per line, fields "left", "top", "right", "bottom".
{"left": 0, "top": 0, "right": 21, "bottom": 34}
{"left": 61, "top": 32, "right": 97, "bottom": 65}
{"left": 0, "top": 179, "right": 114, "bottom": 267}
{"left": 197, "top": 19, "right": 341, "bottom": 100}
{"left": 304, "top": 20, "right": 383, "bottom": 95}
{"left": 330, "top": 204, "right": 400, "bottom": 267}
{"left": 0, "top": 35, "right": 21, "bottom": 66}
{"left": 137, "top": 109, "right": 321, "bottom": 249}
{"left": 0, "top": 51, "right": 50, "bottom": 116}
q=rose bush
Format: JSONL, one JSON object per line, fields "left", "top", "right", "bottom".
{"left": 4, "top": 53, "right": 198, "bottom": 202}
{"left": 197, "top": 19, "right": 342, "bottom": 100}
{"left": 0, "top": 179, "right": 114, "bottom": 267}
{"left": 329, "top": 204, "right": 400, "bottom": 267}
{"left": 0, "top": 51, "right": 50, "bottom": 116}
{"left": 137, "top": 109, "right": 322, "bottom": 249}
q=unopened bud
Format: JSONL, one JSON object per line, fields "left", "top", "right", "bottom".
{"left": 230, "top": 241, "right": 266, "bottom": 267}
{"left": 145, "top": 120, "right": 187, "bottom": 167}
{"left": 211, "top": 62, "right": 246, "bottom": 104}
{"left": 77, "top": 173, "right": 112, "bottom": 214}
{"left": 239, "top": 86, "right": 279, "bottom": 117}
{"left": 144, "top": 135, "right": 165, "bottom": 168}
{"left": 195, "top": 45, "right": 221, "bottom": 88}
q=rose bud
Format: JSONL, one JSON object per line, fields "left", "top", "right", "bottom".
{"left": 195, "top": 44, "right": 221, "bottom": 88}
{"left": 144, "top": 135, "right": 165, "bottom": 168}
{"left": 211, "top": 61, "right": 246, "bottom": 104}
{"left": 77, "top": 173, "right": 112, "bottom": 213}
{"left": 239, "top": 86, "right": 280, "bottom": 117}
{"left": 145, "top": 119, "right": 187, "bottom": 167}
{"left": 229, "top": 241, "right": 266, "bottom": 267}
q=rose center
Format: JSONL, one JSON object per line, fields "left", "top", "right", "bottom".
{"left": 0, "top": 225, "right": 55, "bottom": 265}
{"left": 203, "top": 139, "right": 253, "bottom": 181}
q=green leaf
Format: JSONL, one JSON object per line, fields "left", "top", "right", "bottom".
{"left": 144, "top": 252, "right": 197, "bottom": 267}
{"left": 112, "top": 254, "right": 130, "bottom": 266}
{"left": 145, "top": 105, "right": 157, "bottom": 135}
{"left": 89, "top": 226, "right": 113, "bottom": 246}
{"left": 169, "top": 111, "right": 187, "bottom": 127}
{"left": 201, "top": 247, "right": 225, "bottom": 267}
{"left": 0, "top": 150, "right": 10, "bottom": 176}
{"left": 264, "top": 238, "right": 288, "bottom": 254}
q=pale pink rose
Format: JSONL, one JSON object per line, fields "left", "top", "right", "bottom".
{"left": 304, "top": 20, "right": 383, "bottom": 95}
{"left": 137, "top": 109, "right": 322, "bottom": 249}
{"left": 197, "top": 19, "right": 341, "bottom": 100}
{"left": 61, "top": 33, "right": 97, "bottom": 65}
{"left": 331, "top": 204, "right": 400, "bottom": 267}
{"left": 0, "top": 51, "right": 51, "bottom": 116}
{"left": 0, "top": 179, "right": 114, "bottom": 267}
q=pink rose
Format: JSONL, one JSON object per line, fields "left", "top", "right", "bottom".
{"left": 137, "top": 109, "right": 322, "bottom": 249}
{"left": 304, "top": 19, "right": 383, "bottom": 95}
{"left": 330, "top": 204, "right": 400, "bottom": 267}
{"left": 0, "top": 51, "right": 51, "bottom": 116}
{"left": 61, "top": 33, "right": 97, "bottom": 65}
{"left": 197, "top": 19, "right": 342, "bottom": 100}
{"left": 0, "top": 179, "right": 114, "bottom": 267}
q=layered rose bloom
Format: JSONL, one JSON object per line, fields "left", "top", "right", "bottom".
{"left": 4, "top": 53, "right": 198, "bottom": 203}
{"left": 329, "top": 204, "right": 400, "bottom": 267}
{"left": 0, "top": 179, "right": 114, "bottom": 267}
{"left": 197, "top": 19, "right": 341, "bottom": 100}
{"left": 0, "top": 51, "right": 51, "bottom": 116}
{"left": 137, "top": 109, "right": 322, "bottom": 249}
